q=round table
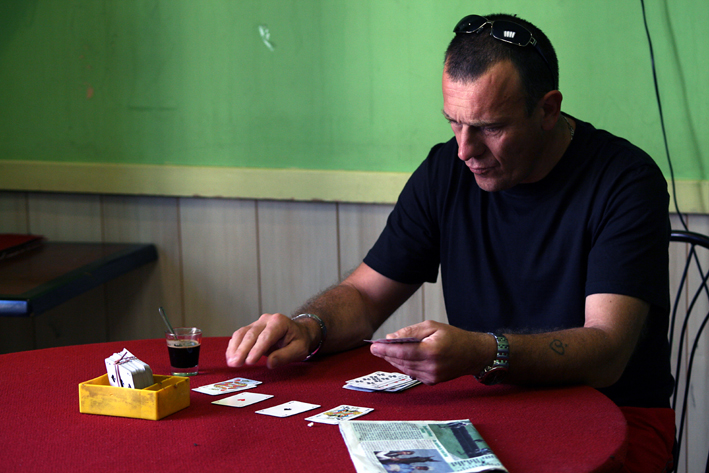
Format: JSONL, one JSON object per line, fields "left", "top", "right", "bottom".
{"left": 0, "top": 337, "right": 627, "bottom": 472}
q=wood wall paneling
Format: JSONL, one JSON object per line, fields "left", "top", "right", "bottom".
{"left": 0, "top": 192, "right": 32, "bottom": 353}
{"left": 257, "top": 200, "right": 339, "bottom": 317}
{"left": 26, "top": 193, "right": 107, "bottom": 349}
{"left": 27, "top": 193, "right": 103, "bottom": 242}
{"left": 179, "top": 197, "right": 260, "bottom": 337}
{"left": 0, "top": 191, "right": 29, "bottom": 233}
{"left": 422, "top": 277, "right": 447, "bottom": 325}
{"left": 338, "top": 202, "right": 425, "bottom": 339}
{"left": 102, "top": 195, "right": 182, "bottom": 341}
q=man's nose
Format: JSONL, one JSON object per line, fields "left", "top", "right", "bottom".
{"left": 457, "top": 128, "right": 484, "bottom": 161}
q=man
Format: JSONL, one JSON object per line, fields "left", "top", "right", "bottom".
{"left": 227, "top": 14, "right": 675, "bottom": 472}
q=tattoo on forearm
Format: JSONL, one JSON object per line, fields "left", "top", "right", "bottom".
{"left": 549, "top": 339, "right": 568, "bottom": 355}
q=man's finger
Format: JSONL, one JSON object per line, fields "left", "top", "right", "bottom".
{"left": 265, "top": 338, "right": 309, "bottom": 368}
{"left": 246, "top": 322, "right": 288, "bottom": 365}
{"left": 226, "top": 325, "right": 265, "bottom": 367}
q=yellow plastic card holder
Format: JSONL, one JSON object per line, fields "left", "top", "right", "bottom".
{"left": 79, "top": 374, "right": 190, "bottom": 420}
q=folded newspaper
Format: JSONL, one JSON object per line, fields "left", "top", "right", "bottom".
{"left": 339, "top": 419, "right": 507, "bottom": 473}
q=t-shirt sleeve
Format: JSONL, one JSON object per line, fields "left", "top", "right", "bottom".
{"left": 584, "top": 149, "right": 670, "bottom": 310}
{"left": 363, "top": 144, "right": 445, "bottom": 285}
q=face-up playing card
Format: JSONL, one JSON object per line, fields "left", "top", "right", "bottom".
{"left": 364, "top": 337, "right": 422, "bottom": 344}
{"left": 193, "top": 377, "right": 262, "bottom": 395}
{"left": 255, "top": 401, "right": 320, "bottom": 418}
{"left": 212, "top": 392, "right": 273, "bottom": 407}
{"left": 305, "top": 405, "right": 373, "bottom": 424}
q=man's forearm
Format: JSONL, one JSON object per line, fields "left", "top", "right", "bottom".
{"left": 496, "top": 293, "right": 649, "bottom": 388}
{"left": 294, "top": 263, "right": 422, "bottom": 357}
{"left": 294, "top": 283, "right": 381, "bottom": 355}
{"left": 504, "top": 327, "right": 634, "bottom": 388}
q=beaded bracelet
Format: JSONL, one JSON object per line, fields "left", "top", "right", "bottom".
{"left": 291, "top": 313, "right": 327, "bottom": 361}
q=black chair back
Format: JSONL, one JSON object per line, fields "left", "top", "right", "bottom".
{"left": 669, "top": 230, "right": 709, "bottom": 473}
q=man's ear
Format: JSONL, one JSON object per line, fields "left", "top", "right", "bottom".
{"left": 539, "top": 90, "right": 563, "bottom": 131}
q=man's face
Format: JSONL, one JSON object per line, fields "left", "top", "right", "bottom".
{"left": 442, "top": 60, "right": 548, "bottom": 192}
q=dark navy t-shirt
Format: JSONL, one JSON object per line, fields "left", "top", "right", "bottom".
{"left": 364, "top": 117, "right": 673, "bottom": 408}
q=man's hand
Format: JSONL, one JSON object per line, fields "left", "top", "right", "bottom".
{"left": 225, "top": 313, "right": 317, "bottom": 369}
{"left": 369, "top": 320, "right": 496, "bottom": 385}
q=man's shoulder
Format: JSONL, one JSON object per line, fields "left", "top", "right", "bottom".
{"left": 407, "top": 137, "right": 469, "bottom": 189}
{"left": 575, "top": 118, "right": 659, "bottom": 168}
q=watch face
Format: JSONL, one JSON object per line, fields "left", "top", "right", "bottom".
{"left": 479, "top": 367, "right": 508, "bottom": 385}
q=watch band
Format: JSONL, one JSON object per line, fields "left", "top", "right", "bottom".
{"left": 475, "top": 333, "right": 509, "bottom": 385}
{"left": 291, "top": 313, "right": 327, "bottom": 361}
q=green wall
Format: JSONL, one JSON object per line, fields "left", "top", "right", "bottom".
{"left": 1, "top": 1, "right": 707, "bottom": 204}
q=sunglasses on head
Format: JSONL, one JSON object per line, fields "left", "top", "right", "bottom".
{"left": 453, "top": 15, "right": 557, "bottom": 90}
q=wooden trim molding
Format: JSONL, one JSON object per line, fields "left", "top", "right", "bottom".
{"left": 0, "top": 161, "right": 408, "bottom": 204}
{"left": 0, "top": 160, "right": 706, "bottom": 212}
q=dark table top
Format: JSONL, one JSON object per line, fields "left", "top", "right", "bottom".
{"left": 0, "top": 241, "right": 157, "bottom": 316}
{"left": 0, "top": 337, "right": 628, "bottom": 472}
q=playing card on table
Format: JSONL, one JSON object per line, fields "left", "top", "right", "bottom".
{"left": 193, "top": 377, "right": 262, "bottom": 395}
{"left": 364, "top": 337, "right": 422, "bottom": 344}
{"left": 256, "top": 401, "right": 320, "bottom": 418}
{"left": 305, "top": 405, "right": 373, "bottom": 424}
{"left": 212, "top": 392, "right": 273, "bottom": 407}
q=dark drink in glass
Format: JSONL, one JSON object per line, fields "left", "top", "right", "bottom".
{"left": 166, "top": 328, "right": 202, "bottom": 376}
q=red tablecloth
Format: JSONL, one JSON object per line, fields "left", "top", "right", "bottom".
{"left": 0, "top": 337, "right": 627, "bottom": 472}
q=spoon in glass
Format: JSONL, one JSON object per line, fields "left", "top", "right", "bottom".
{"left": 159, "top": 306, "right": 178, "bottom": 342}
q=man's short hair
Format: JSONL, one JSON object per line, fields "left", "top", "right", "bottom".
{"left": 444, "top": 13, "right": 559, "bottom": 115}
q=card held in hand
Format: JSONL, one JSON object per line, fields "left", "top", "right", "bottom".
{"left": 364, "top": 337, "right": 422, "bottom": 344}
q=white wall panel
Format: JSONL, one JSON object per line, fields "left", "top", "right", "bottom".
{"left": 102, "top": 195, "right": 182, "bottom": 341}
{"left": 0, "top": 192, "right": 33, "bottom": 353}
{"left": 180, "top": 197, "right": 260, "bottom": 337}
{"left": 0, "top": 191, "right": 29, "bottom": 233}
{"left": 26, "top": 193, "right": 106, "bottom": 348}
{"left": 27, "top": 193, "right": 102, "bottom": 242}
{"left": 257, "top": 200, "right": 339, "bottom": 317}
{"left": 338, "top": 202, "right": 424, "bottom": 339}
{"left": 423, "top": 277, "right": 447, "bottom": 324}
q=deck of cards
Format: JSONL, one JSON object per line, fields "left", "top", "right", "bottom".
{"left": 105, "top": 349, "right": 154, "bottom": 389}
{"left": 343, "top": 371, "right": 421, "bottom": 392}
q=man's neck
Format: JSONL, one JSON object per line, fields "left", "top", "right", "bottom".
{"left": 536, "top": 114, "right": 575, "bottom": 181}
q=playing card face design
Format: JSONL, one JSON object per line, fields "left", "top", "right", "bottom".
{"left": 255, "top": 401, "right": 320, "bottom": 418}
{"left": 305, "top": 405, "right": 373, "bottom": 424}
{"left": 212, "top": 392, "right": 273, "bottom": 407}
{"left": 193, "top": 377, "right": 262, "bottom": 395}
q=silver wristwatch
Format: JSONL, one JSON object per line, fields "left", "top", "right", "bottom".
{"left": 475, "top": 333, "right": 509, "bottom": 385}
